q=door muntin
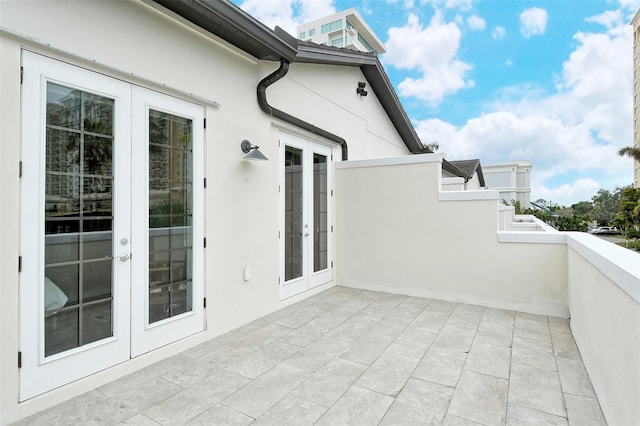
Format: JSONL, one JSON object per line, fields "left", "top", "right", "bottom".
{"left": 284, "top": 145, "right": 304, "bottom": 282}
{"left": 147, "top": 109, "right": 195, "bottom": 324}
{"left": 312, "top": 152, "right": 328, "bottom": 274}
{"left": 44, "top": 81, "right": 116, "bottom": 357}
{"left": 280, "top": 134, "right": 333, "bottom": 299}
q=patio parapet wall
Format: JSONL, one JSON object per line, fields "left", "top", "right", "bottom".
{"left": 566, "top": 232, "right": 640, "bottom": 426}
{"left": 335, "top": 154, "right": 568, "bottom": 317}
{"left": 335, "top": 154, "right": 640, "bottom": 426}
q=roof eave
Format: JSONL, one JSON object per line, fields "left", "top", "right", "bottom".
{"left": 295, "top": 40, "right": 378, "bottom": 65}
{"left": 442, "top": 160, "right": 473, "bottom": 180}
{"left": 152, "top": 0, "right": 297, "bottom": 62}
{"left": 362, "top": 62, "right": 425, "bottom": 154}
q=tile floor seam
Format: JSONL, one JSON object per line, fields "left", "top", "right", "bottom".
{"left": 142, "top": 376, "right": 190, "bottom": 414}
{"left": 310, "top": 316, "right": 414, "bottom": 425}
{"left": 279, "top": 311, "right": 381, "bottom": 424}
{"left": 550, "top": 317, "right": 571, "bottom": 421}
{"left": 504, "top": 320, "right": 515, "bottom": 426}
{"left": 407, "top": 374, "right": 457, "bottom": 390}
{"left": 554, "top": 335, "right": 606, "bottom": 418}
{"left": 127, "top": 413, "right": 162, "bottom": 425}
{"left": 308, "top": 378, "right": 377, "bottom": 424}
{"left": 286, "top": 392, "right": 332, "bottom": 411}
{"left": 368, "top": 335, "right": 433, "bottom": 405}
{"left": 350, "top": 385, "right": 396, "bottom": 418}
{"left": 288, "top": 358, "right": 372, "bottom": 424}
{"left": 376, "top": 343, "right": 452, "bottom": 425}
{"left": 436, "top": 311, "right": 480, "bottom": 425}
{"left": 507, "top": 401, "right": 569, "bottom": 421}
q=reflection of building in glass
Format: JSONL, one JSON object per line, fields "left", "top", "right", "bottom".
{"left": 45, "top": 84, "right": 114, "bottom": 233}
{"left": 149, "top": 112, "right": 192, "bottom": 187}
{"left": 149, "top": 111, "right": 193, "bottom": 224}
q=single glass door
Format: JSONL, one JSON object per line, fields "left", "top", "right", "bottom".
{"left": 130, "top": 87, "right": 204, "bottom": 357}
{"left": 280, "top": 134, "right": 333, "bottom": 299}
{"left": 20, "top": 52, "right": 132, "bottom": 401}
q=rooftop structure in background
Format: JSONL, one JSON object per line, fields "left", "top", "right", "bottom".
{"left": 296, "top": 9, "right": 386, "bottom": 54}
{"left": 442, "top": 158, "right": 486, "bottom": 191}
{"left": 483, "top": 161, "right": 532, "bottom": 209}
{"left": 632, "top": 10, "right": 640, "bottom": 188}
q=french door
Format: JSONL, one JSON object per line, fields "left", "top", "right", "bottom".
{"left": 19, "top": 52, "right": 204, "bottom": 400}
{"left": 279, "top": 133, "right": 333, "bottom": 300}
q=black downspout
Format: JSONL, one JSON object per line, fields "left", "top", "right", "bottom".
{"left": 257, "top": 60, "right": 349, "bottom": 161}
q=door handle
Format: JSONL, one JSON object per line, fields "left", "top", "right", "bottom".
{"left": 119, "top": 253, "right": 130, "bottom": 262}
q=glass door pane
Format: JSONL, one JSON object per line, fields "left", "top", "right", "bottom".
{"left": 44, "top": 82, "right": 114, "bottom": 356}
{"left": 285, "top": 146, "right": 304, "bottom": 281}
{"left": 148, "top": 109, "right": 193, "bottom": 324}
{"left": 313, "top": 153, "right": 328, "bottom": 272}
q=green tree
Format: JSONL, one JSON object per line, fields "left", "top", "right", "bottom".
{"left": 612, "top": 187, "right": 640, "bottom": 249}
{"left": 501, "top": 199, "right": 523, "bottom": 214}
{"left": 618, "top": 146, "right": 640, "bottom": 162}
{"left": 570, "top": 201, "right": 593, "bottom": 216}
{"left": 591, "top": 187, "right": 626, "bottom": 225}
{"left": 554, "top": 214, "right": 592, "bottom": 232}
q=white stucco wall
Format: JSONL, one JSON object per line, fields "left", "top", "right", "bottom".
{"left": 0, "top": 0, "right": 412, "bottom": 422}
{"left": 335, "top": 155, "right": 568, "bottom": 316}
{"left": 268, "top": 62, "right": 410, "bottom": 159}
{"left": 566, "top": 233, "right": 640, "bottom": 426}
{"left": 441, "top": 176, "right": 465, "bottom": 191}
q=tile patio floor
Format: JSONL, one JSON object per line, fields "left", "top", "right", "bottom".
{"left": 17, "top": 286, "right": 606, "bottom": 425}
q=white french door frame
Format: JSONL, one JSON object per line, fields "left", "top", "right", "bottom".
{"left": 19, "top": 51, "right": 205, "bottom": 400}
{"left": 279, "top": 133, "right": 333, "bottom": 300}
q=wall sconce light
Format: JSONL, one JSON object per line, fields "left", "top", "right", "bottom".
{"left": 241, "top": 140, "right": 268, "bottom": 161}
{"left": 356, "top": 81, "right": 368, "bottom": 97}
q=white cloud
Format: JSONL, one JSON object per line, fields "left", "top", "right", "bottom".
{"left": 384, "top": 12, "right": 473, "bottom": 105}
{"left": 535, "top": 178, "right": 602, "bottom": 206}
{"left": 492, "top": 26, "right": 506, "bottom": 39}
{"left": 415, "top": 16, "right": 634, "bottom": 205}
{"left": 586, "top": 10, "right": 623, "bottom": 28}
{"left": 467, "top": 15, "right": 486, "bottom": 30}
{"left": 238, "top": 0, "right": 335, "bottom": 34}
{"left": 419, "top": 0, "right": 473, "bottom": 11}
{"left": 387, "top": 0, "right": 416, "bottom": 9}
{"left": 520, "top": 7, "right": 548, "bottom": 38}
{"left": 619, "top": 0, "right": 640, "bottom": 13}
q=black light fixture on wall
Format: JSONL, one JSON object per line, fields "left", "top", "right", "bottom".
{"left": 356, "top": 81, "right": 368, "bottom": 97}
{"left": 241, "top": 140, "right": 268, "bottom": 161}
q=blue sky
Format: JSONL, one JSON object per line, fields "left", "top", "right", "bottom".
{"left": 233, "top": 0, "right": 639, "bottom": 206}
